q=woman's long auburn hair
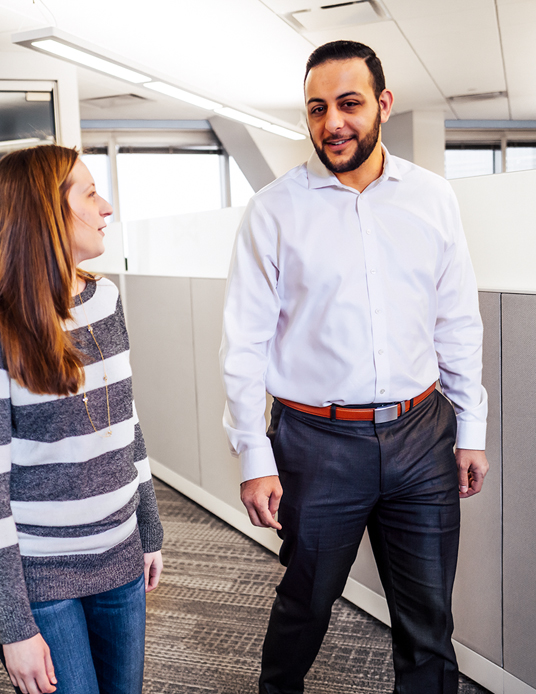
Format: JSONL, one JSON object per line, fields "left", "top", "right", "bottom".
{"left": 0, "top": 145, "right": 91, "bottom": 395}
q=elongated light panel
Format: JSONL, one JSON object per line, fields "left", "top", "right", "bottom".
{"left": 262, "top": 123, "right": 306, "bottom": 140}
{"left": 144, "top": 82, "right": 221, "bottom": 110}
{"left": 32, "top": 40, "right": 151, "bottom": 83}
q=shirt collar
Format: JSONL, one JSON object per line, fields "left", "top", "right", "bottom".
{"left": 306, "top": 144, "right": 403, "bottom": 190}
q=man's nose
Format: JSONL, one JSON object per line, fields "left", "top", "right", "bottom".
{"left": 325, "top": 106, "right": 344, "bottom": 132}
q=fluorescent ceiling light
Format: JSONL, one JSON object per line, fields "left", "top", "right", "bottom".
{"left": 261, "top": 123, "right": 306, "bottom": 140}
{"left": 214, "top": 107, "right": 267, "bottom": 129}
{"left": 144, "top": 82, "right": 221, "bottom": 110}
{"left": 31, "top": 39, "right": 151, "bottom": 83}
{"left": 215, "top": 107, "right": 306, "bottom": 140}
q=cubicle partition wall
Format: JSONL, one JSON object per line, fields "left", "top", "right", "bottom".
{"left": 82, "top": 169, "right": 536, "bottom": 694}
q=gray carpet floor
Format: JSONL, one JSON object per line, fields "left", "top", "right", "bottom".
{"left": 0, "top": 478, "right": 492, "bottom": 693}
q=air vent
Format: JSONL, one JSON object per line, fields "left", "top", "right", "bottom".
{"left": 287, "top": 0, "right": 389, "bottom": 31}
{"left": 448, "top": 91, "right": 507, "bottom": 104}
{"left": 82, "top": 94, "right": 150, "bottom": 109}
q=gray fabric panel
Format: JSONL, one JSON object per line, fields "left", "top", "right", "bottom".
{"left": 12, "top": 378, "right": 133, "bottom": 442}
{"left": 16, "top": 493, "right": 139, "bottom": 538}
{"left": 501, "top": 293, "right": 536, "bottom": 688}
{"left": 10, "top": 444, "right": 137, "bottom": 501}
{"left": 0, "top": 545, "right": 38, "bottom": 644}
{"left": 0, "top": 399, "right": 10, "bottom": 445}
{"left": 451, "top": 291, "right": 502, "bottom": 664}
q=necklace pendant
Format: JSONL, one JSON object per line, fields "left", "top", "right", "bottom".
{"left": 83, "top": 396, "right": 88, "bottom": 403}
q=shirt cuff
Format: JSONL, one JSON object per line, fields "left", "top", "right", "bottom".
{"left": 240, "top": 446, "right": 279, "bottom": 482}
{"left": 456, "top": 419, "right": 487, "bottom": 450}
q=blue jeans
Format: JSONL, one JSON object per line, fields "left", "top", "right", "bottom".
{"left": 26, "top": 573, "right": 145, "bottom": 694}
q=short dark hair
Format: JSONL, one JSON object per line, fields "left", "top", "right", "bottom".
{"left": 304, "top": 40, "right": 386, "bottom": 100}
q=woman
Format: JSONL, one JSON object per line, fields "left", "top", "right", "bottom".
{"left": 0, "top": 145, "right": 163, "bottom": 694}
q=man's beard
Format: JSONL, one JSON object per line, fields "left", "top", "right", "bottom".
{"left": 312, "top": 108, "right": 381, "bottom": 175}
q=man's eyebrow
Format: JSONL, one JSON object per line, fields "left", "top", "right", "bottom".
{"left": 306, "top": 91, "right": 364, "bottom": 105}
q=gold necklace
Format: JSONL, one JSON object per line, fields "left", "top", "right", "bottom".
{"left": 78, "top": 289, "right": 112, "bottom": 438}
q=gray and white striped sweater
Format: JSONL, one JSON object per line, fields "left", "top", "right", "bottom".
{"left": 0, "top": 277, "right": 163, "bottom": 644}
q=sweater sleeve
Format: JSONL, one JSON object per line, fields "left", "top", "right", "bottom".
{"left": 133, "top": 416, "right": 164, "bottom": 553}
{"left": 0, "top": 358, "right": 39, "bottom": 644}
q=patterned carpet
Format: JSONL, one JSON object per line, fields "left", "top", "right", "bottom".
{"left": 0, "top": 478, "right": 491, "bottom": 694}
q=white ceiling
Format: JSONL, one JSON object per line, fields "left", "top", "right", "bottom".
{"left": 0, "top": 0, "right": 535, "bottom": 124}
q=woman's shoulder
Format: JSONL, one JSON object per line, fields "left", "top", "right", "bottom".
{"left": 94, "top": 275, "right": 119, "bottom": 294}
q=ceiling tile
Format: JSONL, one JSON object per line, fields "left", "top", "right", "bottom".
{"left": 449, "top": 96, "right": 510, "bottom": 120}
{"left": 387, "top": 1, "right": 506, "bottom": 98}
{"left": 497, "top": 0, "right": 536, "bottom": 119}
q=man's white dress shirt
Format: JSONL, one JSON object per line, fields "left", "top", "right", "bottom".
{"left": 221, "top": 148, "right": 487, "bottom": 482}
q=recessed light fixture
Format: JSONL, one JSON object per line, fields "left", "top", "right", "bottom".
{"left": 448, "top": 91, "right": 507, "bottom": 103}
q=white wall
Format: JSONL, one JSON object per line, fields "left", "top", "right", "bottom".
{"left": 382, "top": 110, "right": 445, "bottom": 176}
{"left": 451, "top": 169, "right": 536, "bottom": 292}
{"left": 246, "top": 125, "right": 313, "bottom": 177}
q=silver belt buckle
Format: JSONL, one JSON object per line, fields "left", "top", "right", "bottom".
{"left": 374, "top": 403, "right": 398, "bottom": 424}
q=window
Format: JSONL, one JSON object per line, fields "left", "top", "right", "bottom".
{"left": 116, "top": 150, "right": 223, "bottom": 222}
{"left": 506, "top": 143, "right": 536, "bottom": 173}
{"left": 445, "top": 144, "right": 501, "bottom": 179}
{"left": 229, "top": 156, "right": 255, "bottom": 207}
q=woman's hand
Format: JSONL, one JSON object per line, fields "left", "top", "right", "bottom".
{"left": 143, "top": 550, "right": 163, "bottom": 593}
{"left": 3, "top": 633, "right": 57, "bottom": 694}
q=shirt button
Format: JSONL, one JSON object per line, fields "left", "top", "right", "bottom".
{"left": 366, "top": 229, "right": 372, "bottom": 235}
{"left": 370, "top": 269, "right": 376, "bottom": 274}
{"left": 375, "top": 309, "right": 381, "bottom": 314}
{"left": 378, "top": 349, "right": 384, "bottom": 355}
{"left": 380, "top": 389, "right": 385, "bottom": 394}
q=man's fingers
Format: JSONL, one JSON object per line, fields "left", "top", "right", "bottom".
{"left": 456, "top": 449, "right": 489, "bottom": 499}
{"left": 244, "top": 499, "right": 281, "bottom": 529}
{"left": 241, "top": 476, "right": 283, "bottom": 530}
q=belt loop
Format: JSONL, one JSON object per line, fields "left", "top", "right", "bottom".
{"left": 409, "top": 397, "right": 415, "bottom": 411}
{"left": 330, "top": 404, "right": 337, "bottom": 422}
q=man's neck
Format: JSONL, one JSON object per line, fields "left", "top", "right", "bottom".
{"left": 334, "top": 140, "right": 385, "bottom": 193}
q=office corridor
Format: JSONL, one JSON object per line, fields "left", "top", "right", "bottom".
{"left": 0, "top": 478, "right": 492, "bottom": 694}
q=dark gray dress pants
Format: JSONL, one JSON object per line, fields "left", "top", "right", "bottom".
{"left": 259, "top": 390, "right": 460, "bottom": 694}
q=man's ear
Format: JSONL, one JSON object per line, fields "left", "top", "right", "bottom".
{"left": 379, "top": 89, "right": 394, "bottom": 124}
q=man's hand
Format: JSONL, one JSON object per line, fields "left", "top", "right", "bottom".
{"left": 456, "top": 449, "right": 489, "bottom": 498}
{"left": 240, "top": 475, "right": 283, "bottom": 530}
{"left": 3, "top": 634, "right": 57, "bottom": 694}
{"left": 144, "top": 550, "right": 164, "bottom": 593}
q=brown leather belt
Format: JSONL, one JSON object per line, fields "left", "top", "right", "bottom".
{"left": 278, "top": 383, "right": 437, "bottom": 424}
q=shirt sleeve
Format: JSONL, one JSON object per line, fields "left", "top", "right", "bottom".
{"left": 220, "top": 198, "right": 281, "bottom": 482}
{"left": 434, "top": 186, "right": 488, "bottom": 450}
{"left": 0, "top": 361, "right": 39, "bottom": 645}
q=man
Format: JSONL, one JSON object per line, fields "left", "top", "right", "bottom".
{"left": 220, "top": 40, "right": 488, "bottom": 694}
